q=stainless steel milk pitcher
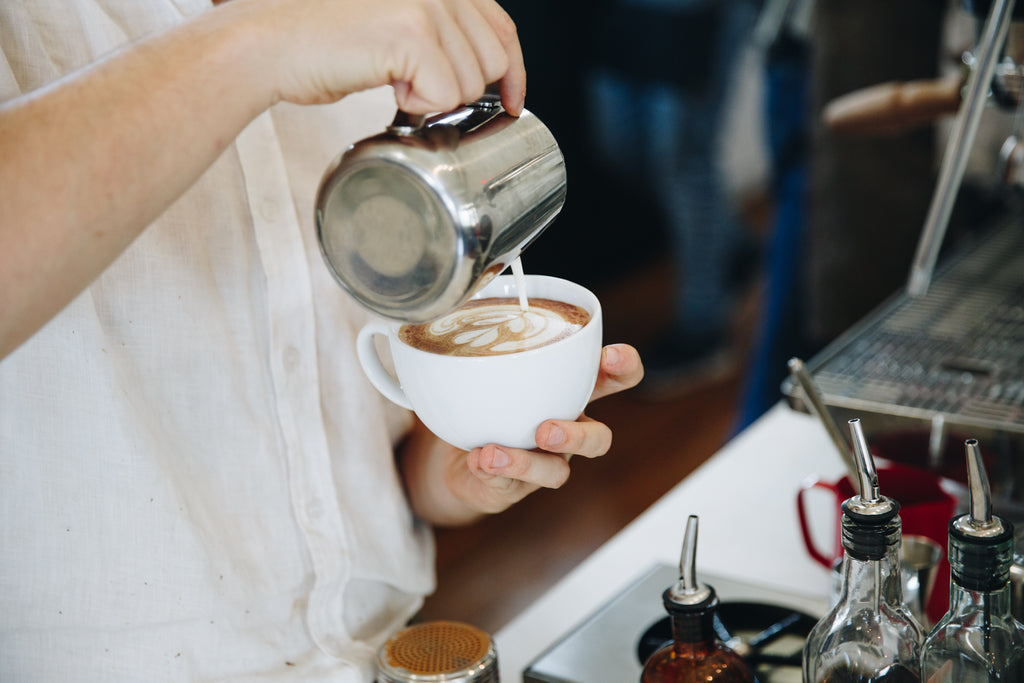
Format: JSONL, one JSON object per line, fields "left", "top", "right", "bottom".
{"left": 315, "top": 87, "right": 566, "bottom": 323}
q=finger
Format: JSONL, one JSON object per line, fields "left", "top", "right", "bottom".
{"left": 469, "top": 0, "right": 525, "bottom": 115}
{"left": 423, "top": 1, "right": 491, "bottom": 104}
{"left": 459, "top": 449, "right": 526, "bottom": 514}
{"left": 384, "top": 3, "right": 473, "bottom": 114}
{"left": 536, "top": 415, "right": 612, "bottom": 459}
{"left": 497, "top": 33, "right": 526, "bottom": 116}
{"left": 450, "top": 0, "right": 511, "bottom": 89}
{"left": 472, "top": 444, "right": 572, "bottom": 489}
{"left": 590, "top": 343, "right": 644, "bottom": 402}
{"left": 391, "top": 39, "right": 464, "bottom": 114}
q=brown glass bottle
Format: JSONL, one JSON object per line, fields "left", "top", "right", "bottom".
{"left": 640, "top": 515, "right": 754, "bottom": 683}
{"left": 640, "top": 596, "right": 753, "bottom": 682}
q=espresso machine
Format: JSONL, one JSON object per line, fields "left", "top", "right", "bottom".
{"left": 782, "top": 0, "right": 1024, "bottom": 519}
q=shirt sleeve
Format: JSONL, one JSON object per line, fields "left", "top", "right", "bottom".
{"left": 0, "top": 38, "right": 23, "bottom": 102}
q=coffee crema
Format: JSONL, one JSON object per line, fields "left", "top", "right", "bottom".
{"left": 399, "top": 297, "right": 590, "bottom": 357}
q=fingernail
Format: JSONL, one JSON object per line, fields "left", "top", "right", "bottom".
{"left": 490, "top": 448, "right": 510, "bottom": 469}
{"left": 603, "top": 346, "right": 620, "bottom": 366}
{"left": 545, "top": 424, "right": 566, "bottom": 448}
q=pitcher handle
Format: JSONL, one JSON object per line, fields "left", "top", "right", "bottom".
{"left": 387, "top": 110, "right": 428, "bottom": 134}
{"left": 796, "top": 476, "right": 838, "bottom": 570}
{"left": 388, "top": 83, "right": 503, "bottom": 135}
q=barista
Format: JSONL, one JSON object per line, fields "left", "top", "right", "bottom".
{"left": 0, "top": 0, "right": 644, "bottom": 679}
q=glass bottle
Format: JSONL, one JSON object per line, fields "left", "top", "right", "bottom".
{"left": 803, "top": 418, "right": 924, "bottom": 683}
{"left": 641, "top": 514, "right": 754, "bottom": 683}
{"left": 921, "top": 438, "right": 1024, "bottom": 681}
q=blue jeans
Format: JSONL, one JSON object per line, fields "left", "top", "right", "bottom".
{"left": 584, "top": 0, "right": 753, "bottom": 342}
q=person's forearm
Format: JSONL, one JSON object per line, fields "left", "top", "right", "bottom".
{"left": 0, "top": 2, "right": 272, "bottom": 359}
{"left": 0, "top": 0, "right": 527, "bottom": 360}
{"left": 398, "top": 419, "right": 487, "bottom": 527}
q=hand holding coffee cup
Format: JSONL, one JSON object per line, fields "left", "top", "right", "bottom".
{"left": 357, "top": 275, "right": 602, "bottom": 451}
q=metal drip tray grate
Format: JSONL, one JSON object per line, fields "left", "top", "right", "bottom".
{"left": 814, "top": 225, "right": 1024, "bottom": 426}
{"left": 785, "top": 216, "right": 1024, "bottom": 506}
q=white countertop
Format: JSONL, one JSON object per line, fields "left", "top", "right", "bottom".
{"left": 494, "top": 402, "right": 850, "bottom": 681}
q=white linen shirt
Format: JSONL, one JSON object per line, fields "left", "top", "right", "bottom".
{"left": 0, "top": 1, "right": 435, "bottom": 681}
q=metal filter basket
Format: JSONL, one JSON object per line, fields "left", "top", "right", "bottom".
{"left": 376, "top": 621, "right": 499, "bottom": 683}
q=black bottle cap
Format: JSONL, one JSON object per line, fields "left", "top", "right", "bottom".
{"left": 949, "top": 515, "right": 1015, "bottom": 591}
{"left": 949, "top": 439, "right": 1015, "bottom": 591}
{"left": 841, "top": 501, "right": 902, "bottom": 561}
{"left": 662, "top": 586, "right": 719, "bottom": 643}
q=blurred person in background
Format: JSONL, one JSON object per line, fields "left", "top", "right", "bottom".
{"left": 499, "top": 0, "right": 760, "bottom": 399}
{"left": 584, "top": 0, "right": 761, "bottom": 393}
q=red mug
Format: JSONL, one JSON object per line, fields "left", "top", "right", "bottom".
{"left": 796, "top": 459, "right": 958, "bottom": 622}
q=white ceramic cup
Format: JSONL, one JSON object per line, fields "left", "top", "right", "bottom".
{"left": 356, "top": 275, "right": 603, "bottom": 451}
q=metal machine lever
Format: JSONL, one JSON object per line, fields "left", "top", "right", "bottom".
{"left": 907, "top": 0, "right": 1018, "bottom": 297}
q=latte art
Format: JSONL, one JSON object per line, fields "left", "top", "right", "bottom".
{"left": 400, "top": 297, "right": 591, "bottom": 357}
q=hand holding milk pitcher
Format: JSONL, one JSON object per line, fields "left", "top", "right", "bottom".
{"left": 315, "top": 87, "right": 608, "bottom": 452}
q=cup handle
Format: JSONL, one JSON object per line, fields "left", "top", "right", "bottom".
{"left": 356, "top": 322, "right": 413, "bottom": 410}
{"left": 796, "top": 477, "right": 837, "bottom": 569}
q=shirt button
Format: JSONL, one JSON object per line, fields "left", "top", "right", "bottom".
{"left": 282, "top": 345, "right": 300, "bottom": 371}
{"left": 307, "top": 498, "right": 325, "bottom": 520}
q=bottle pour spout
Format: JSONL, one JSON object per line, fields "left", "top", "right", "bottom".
{"left": 668, "top": 515, "right": 712, "bottom": 605}
{"left": 844, "top": 418, "right": 897, "bottom": 517}
{"left": 850, "top": 418, "right": 880, "bottom": 504}
{"left": 955, "top": 439, "right": 1006, "bottom": 538}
